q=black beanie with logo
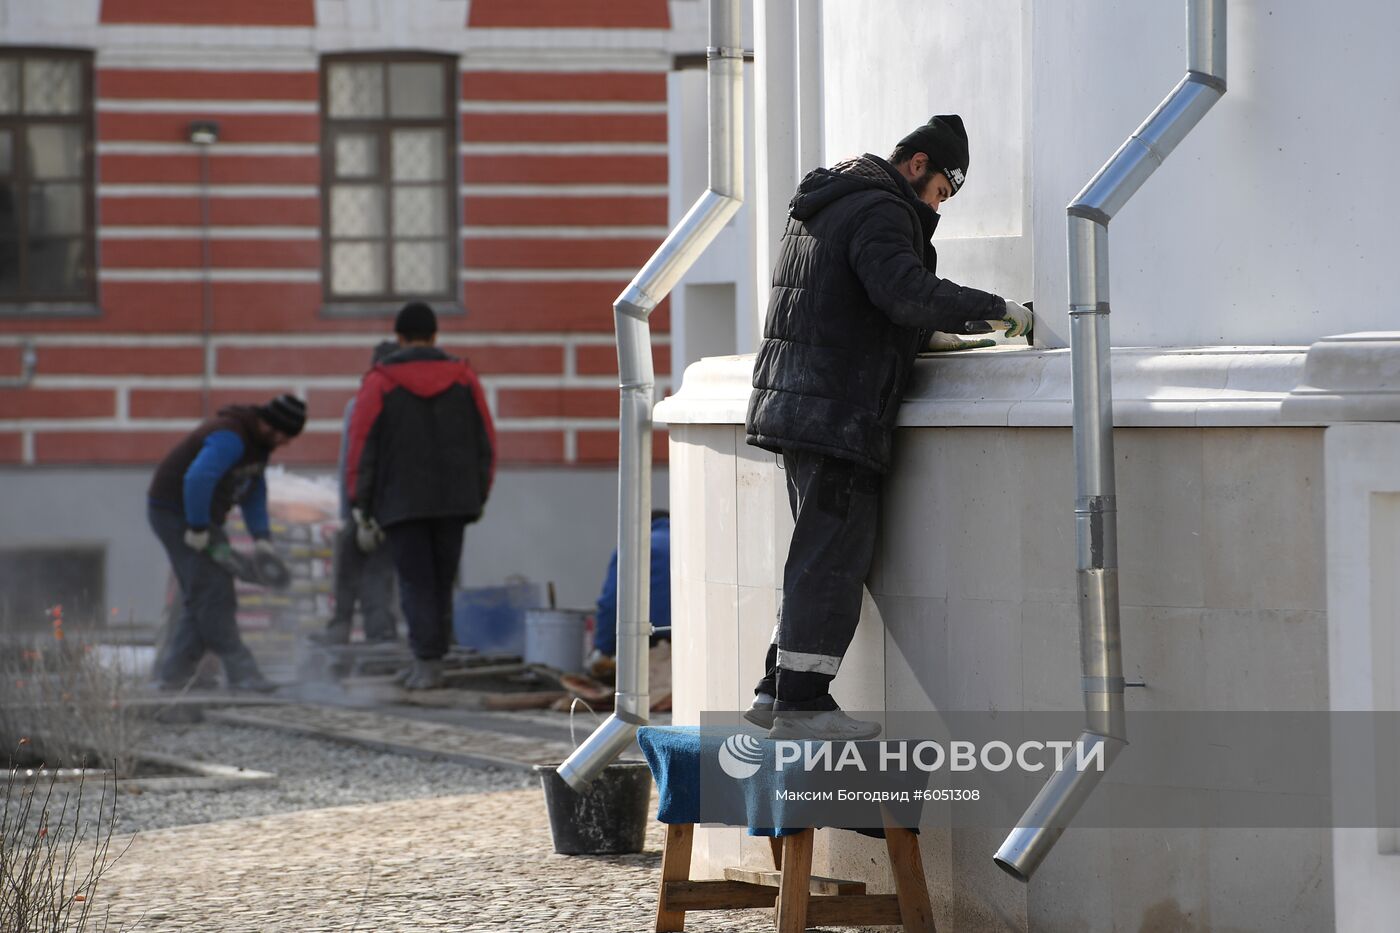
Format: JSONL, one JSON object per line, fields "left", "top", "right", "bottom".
{"left": 896, "top": 114, "right": 970, "bottom": 196}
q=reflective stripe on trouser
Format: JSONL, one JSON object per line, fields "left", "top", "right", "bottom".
{"left": 754, "top": 448, "right": 880, "bottom": 709}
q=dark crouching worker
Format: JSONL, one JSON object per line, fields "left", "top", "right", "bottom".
{"left": 743, "top": 114, "right": 1033, "bottom": 739}
{"left": 310, "top": 340, "right": 401, "bottom": 647}
{"left": 147, "top": 394, "right": 307, "bottom": 692}
{"left": 345, "top": 303, "right": 496, "bottom": 690}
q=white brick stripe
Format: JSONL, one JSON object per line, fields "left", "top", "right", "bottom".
{"left": 0, "top": 334, "right": 661, "bottom": 348}
{"left": 101, "top": 184, "right": 319, "bottom": 197}
{"left": 98, "top": 142, "right": 318, "bottom": 157}
{"left": 458, "top": 100, "right": 664, "bottom": 114}
{"left": 94, "top": 268, "right": 641, "bottom": 282}
{"left": 98, "top": 99, "right": 318, "bottom": 114}
{"left": 459, "top": 184, "right": 666, "bottom": 197}
{"left": 459, "top": 142, "right": 666, "bottom": 156}
{"left": 460, "top": 226, "right": 667, "bottom": 238}
{"left": 97, "top": 226, "right": 666, "bottom": 240}
{"left": 98, "top": 269, "right": 319, "bottom": 282}
{"left": 458, "top": 268, "right": 635, "bottom": 282}
{"left": 100, "top": 226, "right": 318, "bottom": 239}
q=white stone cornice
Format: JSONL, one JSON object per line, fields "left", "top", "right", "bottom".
{"left": 654, "top": 345, "right": 1316, "bottom": 428}
{"left": 1282, "top": 332, "right": 1400, "bottom": 423}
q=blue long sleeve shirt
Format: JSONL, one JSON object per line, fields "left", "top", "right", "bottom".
{"left": 594, "top": 517, "right": 671, "bottom": 656}
{"left": 182, "top": 430, "right": 270, "bottom": 537}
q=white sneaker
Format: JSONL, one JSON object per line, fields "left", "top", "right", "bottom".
{"left": 768, "top": 708, "right": 882, "bottom": 741}
{"left": 742, "top": 693, "right": 776, "bottom": 729}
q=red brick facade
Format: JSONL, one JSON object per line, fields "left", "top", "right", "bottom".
{"left": 2, "top": 4, "right": 674, "bottom": 469}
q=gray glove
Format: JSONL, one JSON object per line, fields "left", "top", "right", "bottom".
{"left": 926, "top": 332, "right": 996, "bottom": 353}
{"left": 352, "top": 508, "right": 384, "bottom": 553}
{"left": 184, "top": 527, "right": 210, "bottom": 551}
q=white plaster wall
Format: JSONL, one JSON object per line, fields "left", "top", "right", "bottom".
{"left": 1032, "top": 0, "right": 1399, "bottom": 348}
{"left": 815, "top": 0, "right": 1400, "bottom": 349}
{"left": 667, "top": 52, "right": 759, "bottom": 381}
{"left": 1321, "top": 425, "right": 1400, "bottom": 931}
{"left": 819, "top": 0, "right": 1033, "bottom": 311}
{"left": 667, "top": 422, "right": 1333, "bottom": 931}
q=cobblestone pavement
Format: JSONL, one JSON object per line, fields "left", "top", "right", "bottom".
{"left": 95, "top": 787, "right": 782, "bottom": 933}
{"left": 206, "top": 703, "right": 578, "bottom": 769}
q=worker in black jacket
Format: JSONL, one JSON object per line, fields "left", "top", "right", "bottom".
{"left": 345, "top": 303, "right": 496, "bottom": 689}
{"left": 743, "top": 115, "right": 1032, "bottom": 739}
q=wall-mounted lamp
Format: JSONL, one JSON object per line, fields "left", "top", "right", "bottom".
{"left": 187, "top": 121, "right": 220, "bottom": 146}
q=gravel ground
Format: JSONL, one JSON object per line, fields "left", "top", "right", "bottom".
{"left": 112, "top": 719, "right": 535, "bottom": 835}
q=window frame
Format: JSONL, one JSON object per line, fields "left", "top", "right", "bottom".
{"left": 0, "top": 47, "right": 97, "bottom": 308}
{"left": 318, "top": 51, "right": 460, "bottom": 309}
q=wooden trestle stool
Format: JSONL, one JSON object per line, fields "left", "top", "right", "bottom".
{"left": 653, "top": 807, "right": 936, "bottom": 933}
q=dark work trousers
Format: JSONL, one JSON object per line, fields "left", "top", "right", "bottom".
{"left": 148, "top": 504, "right": 263, "bottom": 686}
{"left": 385, "top": 516, "right": 467, "bottom": 661}
{"left": 329, "top": 523, "right": 398, "bottom": 640}
{"left": 754, "top": 448, "right": 881, "bottom": 711}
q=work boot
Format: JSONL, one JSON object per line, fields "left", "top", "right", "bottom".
{"left": 401, "top": 658, "right": 444, "bottom": 691}
{"left": 308, "top": 624, "right": 351, "bottom": 647}
{"left": 228, "top": 673, "right": 279, "bottom": 694}
{"left": 743, "top": 692, "right": 776, "bottom": 730}
{"left": 769, "top": 707, "right": 881, "bottom": 741}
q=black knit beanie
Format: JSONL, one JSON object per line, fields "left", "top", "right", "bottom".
{"left": 394, "top": 301, "right": 437, "bottom": 340}
{"left": 896, "top": 114, "right": 970, "bottom": 195}
{"left": 259, "top": 394, "right": 307, "bottom": 437}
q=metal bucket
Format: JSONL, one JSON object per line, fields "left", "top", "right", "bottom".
{"left": 523, "top": 608, "right": 589, "bottom": 673}
{"left": 534, "top": 760, "right": 652, "bottom": 855}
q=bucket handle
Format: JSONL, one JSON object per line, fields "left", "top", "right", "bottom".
{"left": 569, "top": 696, "right": 601, "bottom": 751}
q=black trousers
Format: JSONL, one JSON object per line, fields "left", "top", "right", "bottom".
{"left": 329, "top": 523, "right": 397, "bottom": 640}
{"left": 385, "top": 516, "right": 467, "bottom": 661}
{"left": 754, "top": 448, "right": 881, "bottom": 710}
{"left": 148, "top": 505, "right": 263, "bottom": 686}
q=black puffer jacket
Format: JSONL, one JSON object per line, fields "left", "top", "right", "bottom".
{"left": 345, "top": 346, "right": 496, "bottom": 528}
{"left": 745, "top": 154, "right": 1002, "bottom": 472}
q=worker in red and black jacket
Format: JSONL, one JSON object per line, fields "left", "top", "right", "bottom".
{"left": 345, "top": 302, "right": 496, "bottom": 690}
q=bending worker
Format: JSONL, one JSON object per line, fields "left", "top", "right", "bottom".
{"left": 147, "top": 394, "right": 306, "bottom": 692}
{"left": 743, "top": 115, "right": 1032, "bottom": 740}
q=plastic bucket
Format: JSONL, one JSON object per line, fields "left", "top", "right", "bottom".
{"left": 534, "top": 760, "right": 652, "bottom": 855}
{"left": 524, "top": 608, "right": 588, "bottom": 672}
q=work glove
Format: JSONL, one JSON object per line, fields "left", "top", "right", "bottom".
{"left": 352, "top": 507, "right": 384, "bottom": 553}
{"left": 926, "top": 331, "right": 996, "bottom": 353}
{"left": 1000, "top": 299, "right": 1033, "bottom": 339}
{"left": 184, "top": 527, "right": 210, "bottom": 551}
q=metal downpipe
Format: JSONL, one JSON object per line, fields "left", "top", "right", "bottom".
{"left": 558, "top": 0, "right": 744, "bottom": 791}
{"left": 994, "top": 0, "right": 1226, "bottom": 880}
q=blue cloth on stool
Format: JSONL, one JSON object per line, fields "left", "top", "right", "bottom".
{"left": 638, "top": 725, "right": 923, "bottom": 838}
